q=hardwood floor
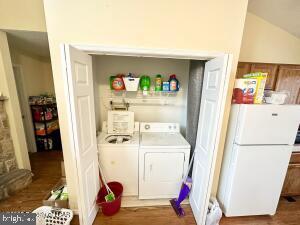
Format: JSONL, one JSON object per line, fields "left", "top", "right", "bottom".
{"left": 220, "top": 196, "right": 300, "bottom": 225}
{"left": 70, "top": 205, "right": 196, "bottom": 225}
{"left": 1, "top": 151, "right": 300, "bottom": 225}
{"left": 70, "top": 196, "right": 300, "bottom": 225}
{"left": 0, "top": 151, "right": 63, "bottom": 212}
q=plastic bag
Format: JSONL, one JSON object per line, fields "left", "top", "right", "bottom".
{"left": 206, "top": 197, "right": 222, "bottom": 225}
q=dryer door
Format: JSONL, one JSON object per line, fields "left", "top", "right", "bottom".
{"left": 139, "top": 151, "right": 185, "bottom": 199}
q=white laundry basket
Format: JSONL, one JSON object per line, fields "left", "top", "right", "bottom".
{"left": 205, "top": 197, "right": 222, "bottom": 225}
{"left": 33, "top": 206, "right": 73, "bottom": 225}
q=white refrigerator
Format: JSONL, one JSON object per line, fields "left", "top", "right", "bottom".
{"left": 218, "top": 104, "right": 300, "bottom": 217}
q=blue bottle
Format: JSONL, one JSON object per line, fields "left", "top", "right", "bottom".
{"left": 169, "top": 74, "right": 179, "bottom": 91}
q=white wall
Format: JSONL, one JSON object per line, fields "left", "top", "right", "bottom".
{"left": 10, "top": 48, "right": 55, "bottom": 97}
{"left": 94, "top": 55, "right": 190, "bottom": 134}
{"left": 42, "top": 60, "right": 55, "bottom": 93}
{"left": 239, "top": 12, "right": 300, "bottom": 64}
{"left": 0, "top": 0, "right": 46, "bottom": 32}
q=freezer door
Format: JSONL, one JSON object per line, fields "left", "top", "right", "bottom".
{"left": 223, "top": 144, "right": 292, "bottom": 216}
{"left": 235, "top": 104, "right": 300, "bottom": 145}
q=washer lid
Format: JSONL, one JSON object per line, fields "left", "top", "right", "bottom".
{"left": 105, "top": 135, "right": 132, "bottom": 144}
{"left": 140, "top": 132, "right": 190, "bottom": 148}
{"left": 98, "top": 132, "right": 139, "bottom": 147}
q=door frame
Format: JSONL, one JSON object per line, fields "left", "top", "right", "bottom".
{"left": 12, "top": 64, "right": 37, "bottom": 153}
{"left": 62, "top": 44, "right": 232, "bottom": 223}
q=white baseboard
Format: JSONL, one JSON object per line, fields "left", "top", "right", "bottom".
{"left": 121, "top": 196, "right": 189, "bottom": 208}
{"left": 72, "top": 209, "right": 79, "bottom": 215}
{"left": 73, "top": 197, "right": 189, "bottom": 215}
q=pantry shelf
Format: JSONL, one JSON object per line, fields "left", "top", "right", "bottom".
{"left": 34, "top": 117, "right": 58, "bottom": 123}
{"left": 35, "top": 128, "right": 59, "bottom": 137}
{"left": 30, "top": 103, "right": 62, "bottom": 151}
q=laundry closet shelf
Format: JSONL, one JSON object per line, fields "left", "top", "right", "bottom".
{"left": 108, "top": 89, "right": 183, "bottom": 105}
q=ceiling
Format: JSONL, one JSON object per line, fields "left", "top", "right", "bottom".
{"left": 248, "top": 0, "right": 300, "bottom": 38}
{"left": 6, "top": 30, "right": 50, "bottom": 58}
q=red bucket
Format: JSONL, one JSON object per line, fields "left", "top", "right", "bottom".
{"left": 96, "top": 182, "right": 123, "bottom": 216}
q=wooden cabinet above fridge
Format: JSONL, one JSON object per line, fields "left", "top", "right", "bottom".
{"left": 236, "top": 62, "right": 300, "bottom": 104}
{"left": 275, "top": 65, "right": 300, "bottom": 104}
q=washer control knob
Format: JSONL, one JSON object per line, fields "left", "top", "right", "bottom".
{"left": 145, "top": 124, "right": 150, "bottom": 130}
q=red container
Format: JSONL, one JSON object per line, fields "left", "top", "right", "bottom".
{"left": 96, "top": 182, "right": 123, "bottom": 216}
{"left": 232, "top": 88, "right": 254, "bottom": 104}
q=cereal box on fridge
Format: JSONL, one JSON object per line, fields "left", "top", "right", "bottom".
{"left": 243, "top": 72, "right": 267, "bottom": 104}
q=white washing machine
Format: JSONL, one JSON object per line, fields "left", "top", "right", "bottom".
{"left": 97, "top": 111, "right": 139, "bottom": 196}
{"left": 139, "top": 122, "right": 190, "bottom": 199}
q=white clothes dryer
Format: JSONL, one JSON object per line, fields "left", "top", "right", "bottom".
{"left": 139, "top": 122, "right": 190, "bottom": 199}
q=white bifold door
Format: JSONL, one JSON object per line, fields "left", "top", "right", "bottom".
{"left": 190, "top": 55, "right": 231, "bottom": 225}
{"left": 64, "top": 45, "right": 100, "bottom": 225}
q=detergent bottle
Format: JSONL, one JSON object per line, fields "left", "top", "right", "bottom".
{"left": 140, "top": 75, "right": 151, "bottom": 95}
{"left": 155, "top": 74, "right": 162, "bottom": 91}
{"left": 169, "top": 74, "right": 179, "bottom": 92}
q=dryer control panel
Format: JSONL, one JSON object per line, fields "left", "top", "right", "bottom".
{"left": 140, "top": 122, "right": 180, "bottom": 133}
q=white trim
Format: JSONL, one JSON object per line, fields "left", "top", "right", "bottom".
{"left": 73, "top": 44, "right": 224, "bottom": 60}
{"left": 122, "top": 196, "right": 189, "bottom": 207}
{"left": 12, "top": 64, "right": 37, "bottom": 153}
{"left": 72, "top": 209, "right": 79, "bottom": 215}
{"left": 0, "top": 31, "right": 30, "bottom": 170}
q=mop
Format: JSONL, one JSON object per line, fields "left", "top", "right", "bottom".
{"left": 170, "top": 151, "right": 195, "bottom": 217}
{"left": 98, "top": 163, "right": 115, "bottom": 202}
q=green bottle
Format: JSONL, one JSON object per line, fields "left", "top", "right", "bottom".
{"left": 140, "top": 75, "right": 151, "bottom": 95}
{"left": 155, "top": 74, "right": 162, "bottom": 91}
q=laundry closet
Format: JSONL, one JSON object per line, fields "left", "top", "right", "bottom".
{"left": 93, "top": 55, "right": 201, "bottom": 200}
{"left": 63, "top": 45, "right": 231, "bottom": 225}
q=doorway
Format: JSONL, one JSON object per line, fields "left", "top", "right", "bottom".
{"left": 0, "top": 30, "right": 65, "bottom": 211}
{"left": 7, "top": 31, "right": 62, "bottom": 153}
{"left": 61, "top": 44, "right": 232, "bottom": 225}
